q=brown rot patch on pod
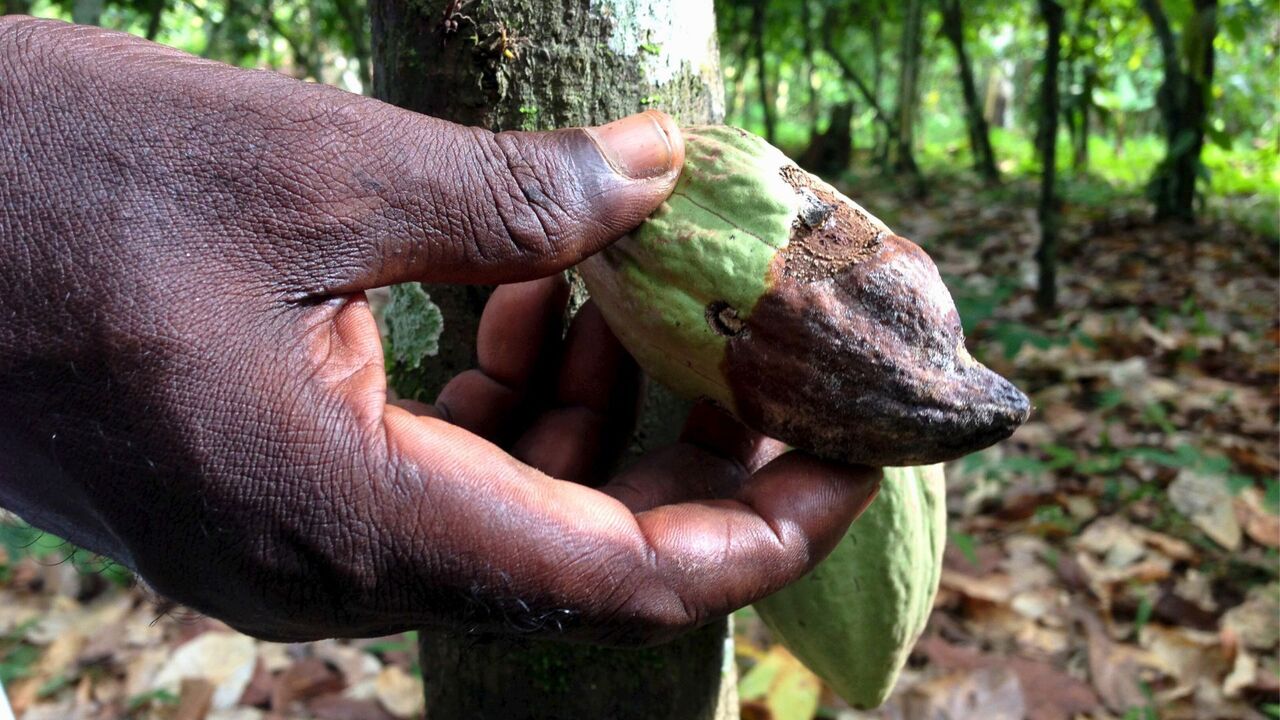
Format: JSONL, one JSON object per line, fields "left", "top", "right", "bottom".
{"left": 779, "top": 165, "right": 885, "bottom": 284}
{"left": 723, "top": 233, "right": 1031, "bottom": 467}
{"left": 705, "top": 301, "right": 747, "bottom": 338}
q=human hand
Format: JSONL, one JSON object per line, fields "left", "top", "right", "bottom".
{"left": 0, "top": 19, "right": 881, "bottom": 643}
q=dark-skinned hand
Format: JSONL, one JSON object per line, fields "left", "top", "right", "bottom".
{"left": 0, "top": 18, "right": 881, "bottom": 644}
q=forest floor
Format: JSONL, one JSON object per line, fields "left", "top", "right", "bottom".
{"left": 0, "top": 169, "right": 1276, "bottom": 720}
{"left": 736, "top": 167, "right": 1280, "bottom": 720}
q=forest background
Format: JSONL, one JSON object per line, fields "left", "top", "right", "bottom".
{"left": 0, "top": 0, "right": 1276, "bottom": 718}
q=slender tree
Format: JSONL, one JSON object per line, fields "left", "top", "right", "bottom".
{"left": 821, "top": 4, "right": 923, "bottom": 188}
{"left": 1036, "top": 0, "right": 1064, "bottom": 313}
{"left": 750, "top": 0, "right": 776, "bottom": 143}
{"left": 1140, "top": 0, "right": 1219, "bottom": 222}
{"left": 894, "top": 0, "right": 926, "bottom": 193}
{"left": 1063, "top": 0, "right": 1097, "bottom": 173}
{"left": 800, "top": 0, "right": 820, "bottom": 136}
{"left": 939, "top": 0, "right": 1000, "bottom": 183}
{"left": 370, "top": 1, "right": 736, "bottom": 718}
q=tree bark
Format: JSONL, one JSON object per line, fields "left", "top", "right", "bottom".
{"left": 939, "top": 0, "right": 999, "bottom": 184}
{"left": 1140, "top": 0, "right": 1218, "bottom": 223}
{"left": 749, "top": 0, "right": 776, "bottom": 144}
{"left": 1036, "top": 0, "right": 1064, "bottom": 313}
{"left": 370, "top": 1, "right": 734, "bottom": 718}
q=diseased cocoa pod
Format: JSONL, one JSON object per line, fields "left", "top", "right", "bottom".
{"left": 578, "top": 126, "right": 1029, "bottom": 466}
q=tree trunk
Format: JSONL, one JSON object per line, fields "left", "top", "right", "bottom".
{"left": 800, "top": 101, "right": 854, "bottom": 177}
{"left": 800, "top": 0, "right": 819, "bottom": 137}
{"left": 1071, "top": 65, "right": 1094, "bottom": 172}
{"left": 143, "top": 0, "right": 164, "bottom": 41}
{"left": 870, "top": 13, "right": 888, "bottom": 170}
{"left": 1063, "top": 0, "right": 1095, "bottom": 173}
{"left": 894, "top": 0, "right": 925, "bottom": 194}
{"left": 2, "top": 0, "right": 33, "bottom": 15}
{"left": 749, "top": 0, "right": 776, "bottom": 144}
{"left": 821, "top": 6, "right": 897, "bottom": 175}
{"left": 370, "top": 1, "right": 735, "bottom": 718}
{"left": 1036, "top": 0, "right": 1064, "bottom": 314}
{"left": 1140, "top": 0, "right": 1218, "bottom": 223}
{"left": 939, "top": 0, "right": 999, "bottom": 184}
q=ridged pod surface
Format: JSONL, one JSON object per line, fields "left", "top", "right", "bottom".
{"left": 578, "top": 126, "right": 1028, "bottom": 466}
{"left": 753, "top": 464, "right": 947, "bottom": 709}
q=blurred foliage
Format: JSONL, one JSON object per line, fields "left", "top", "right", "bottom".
{"left": 13, "top": 0, "right": 1277, "bottom": 223}
{"left": 713, "top": 0, "right": 1278, "bottom": 225}
{"left": 19, "top": 0, "right": 371, "bottom": 92}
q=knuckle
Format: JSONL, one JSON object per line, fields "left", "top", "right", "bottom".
{"left": 474, "top": 128, "right": 585, "bottom": 268}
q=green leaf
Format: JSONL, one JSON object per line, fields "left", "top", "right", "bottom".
{"left": 1206, "top": 123, "right": 1234, "bottom": 151}
{"left": 386, "top": 283, "right": 444, "bottom": 370}
{"left": 950, "top": 532, "right": 980, "bottom": 567}
{"left": 126, "top": 689, "right": 179, "bottom": 712}
{"left": 1133, "top": 595, "right": 1153, "bottom": 637}
{"left": 0, "top": 644, "right": 39, "bottom": 684}
{"left": 737, "top": 646, "right": 821, "bottom": 720}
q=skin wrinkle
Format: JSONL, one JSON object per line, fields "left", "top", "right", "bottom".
{"left": 469, "top": 128, "right": 539, "bottom": 266}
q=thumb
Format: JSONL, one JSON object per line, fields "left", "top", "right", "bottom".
{"left": 309, "top": 109, "right": 685, "bottom": 292}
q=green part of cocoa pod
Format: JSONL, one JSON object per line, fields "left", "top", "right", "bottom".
{"left": 753, "top": 464, "right": 948, "bottom": 710}
{"left": 578, "top": 126, "right": 1029, "bottom": 466}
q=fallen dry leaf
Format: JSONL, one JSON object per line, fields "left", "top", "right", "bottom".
{"left": 941, "top": 570, "right": 1015, "bottom": 604}
{"left": 901, "top": 666, "right": 1026, "bottom": 720}
{"left": 1221, "top": 583, "right": 1280, "bottom": 653}
{"left": 309, "top": 694, "right": 399, "bottom": 720}
{"left": 1234, "top": 488, "right": 1280, "bottom": 548}
{"left": 175, "top": 677, "right": 217, "bottom": 720}
{"left": 1075, "top": 608, "right": 1163, "bottom": 712}
{"left": 1140, "top": 623, "right": 1230, "bottom": 703}
{"left": 373, "top": 665, "right": 426, "bottom": 719}
{"left": 270, "top": 656, "right": 344, "bottom": 712}
{"left": 152, "top": 631, "right": 257, "bottom": 711}
{"left": 1168, "top": 470, "right": 1243, "bottom": 550}
{"left": 1223, "top": 650, "right": 1257, "bottom": 698}
{"left": 916, "top": 636, "right": 1099, "bottom": 720}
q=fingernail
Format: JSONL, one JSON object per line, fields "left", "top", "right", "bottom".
{"left": 585, "top": 110, "right": 681, "bottom": 180}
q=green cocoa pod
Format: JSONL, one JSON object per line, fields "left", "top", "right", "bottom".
{"left": 579, "top": 126, "right": 1028, "bottom": 466}
{"left": 753, "top": 464, "right": 947, "bottom": 709}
